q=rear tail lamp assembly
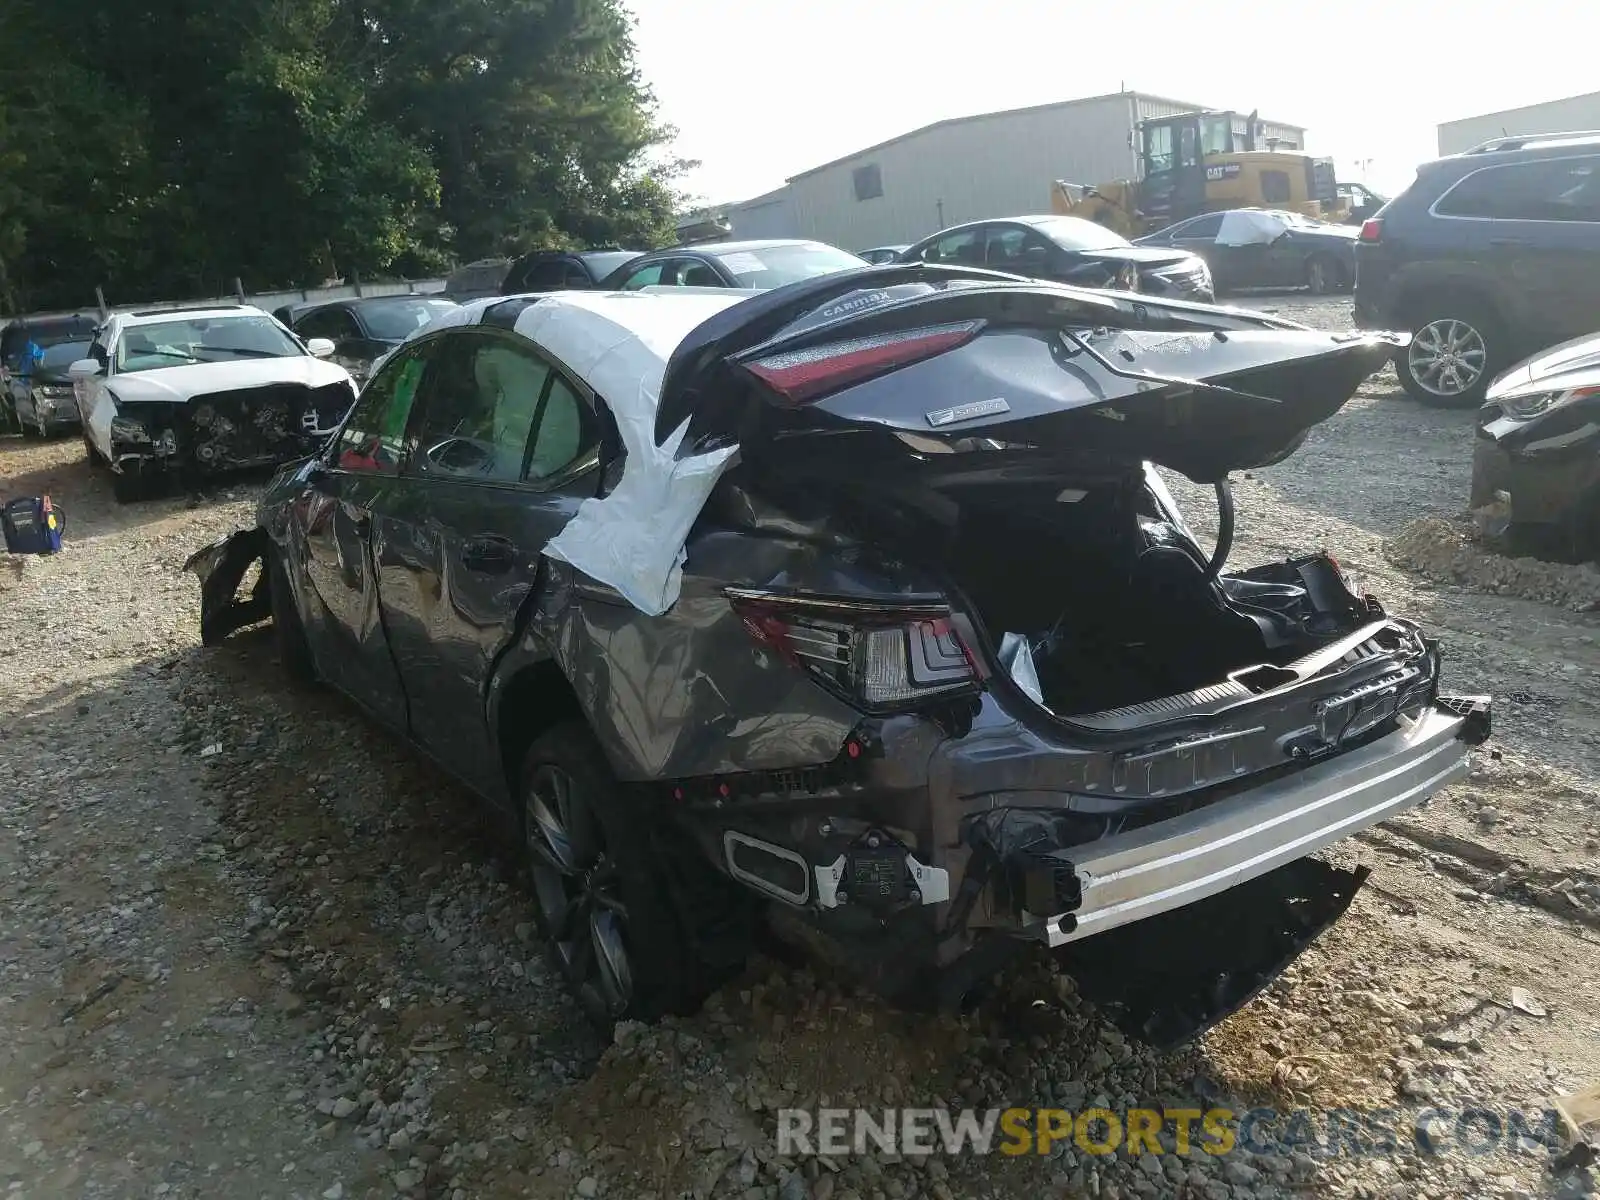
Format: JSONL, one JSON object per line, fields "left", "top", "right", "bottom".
{"left": 726, "top": 589, "right": 986, "bottom": 713}
{"left": 737, "top": 320, "right": 984, "bottom": 406}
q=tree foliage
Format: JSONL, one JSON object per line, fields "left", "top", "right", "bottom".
{"left": 0, "top": 0, "right": 685, "bottom": 312}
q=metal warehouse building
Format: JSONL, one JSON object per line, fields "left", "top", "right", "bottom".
{"left": 1438, "top": 90, "right": 1600, "bottom": 156}
{"left": 726, "top": 90, "right": 1305, "bottom": 252}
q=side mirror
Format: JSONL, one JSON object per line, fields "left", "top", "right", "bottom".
{"left": 68, "top": 358, "right": 103, "bottom": 379}
{"left": 306, "top": 338, "right": 336, "bottom": 358}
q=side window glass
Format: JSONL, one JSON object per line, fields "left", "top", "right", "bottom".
{"left": 1437, "top": 159, "right": 1600, "bottom": 222}
{"left": 1180, "top": 213, "right": 1224, "bottom": 239}
{"left": 526, "top": 260, "right": 571, "bottom": 289}
{"left": 925, "top": 229, "right": 985, "bottom": 265}
{"left": 985, "top": 227, "right": 1025, "bottom": 267}
{"left": 410, "top": 337, "right": 548, "bottom": 483}
{"left": 335, "top": 346, "right": 429, "bottom": 473}
{"left": 564, "top": 264, "right": 591, "bottom": 287}
{"left": 527, "top": 376, "right": 596, "bottom": 481}
{"left": 619, "top": 262, "right": 666, "bottom": 290}
{"left": 1178, "top": 124, "right": 1200, "bottom": 169}
{"left": 1145, "top": 124, "right": 1175, "bottom": 174}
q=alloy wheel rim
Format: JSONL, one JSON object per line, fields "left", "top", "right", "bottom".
{"left": 523, "top": 764, "right": 633, "bottom": 1016}
{"left": 1408, "top": 318, "right": 1487, "bottom": 396}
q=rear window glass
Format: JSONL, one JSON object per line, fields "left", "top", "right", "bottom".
{"left": 709, "top": 244, "right": 866, "bottom": 288}
{"left": 359, "top": 299, "right": 458, "bottom": 339}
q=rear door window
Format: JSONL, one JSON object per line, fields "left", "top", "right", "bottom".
{"left": 1437, "top": 156, "right": 1600, "bottom": 222}
{"left": 405, "top": 333, "right": 589, "bottom": 485}
{"left": 919, "top": 228, "right": 986, "bottom": 266}
{"left": 1173, "top": 213, "right": 1225, "bottom": 241}
{"left": 615, "top": 261, "right": 667, "bottom": 290}
{"left": 984, "top": 226, "right": 1052, "bottom": 270}
{"left": 297, "top": 307, "right": 361, "bottom": 341}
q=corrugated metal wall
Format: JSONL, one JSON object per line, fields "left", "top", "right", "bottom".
{"left": 1438, "top": 91, "right": 1600, "bottom": 155}
{"left": 727, "top": 188, "right": 800, "bottom": 240}
{"left": 784, "top": 96, "right": 1143, "bottom": 251}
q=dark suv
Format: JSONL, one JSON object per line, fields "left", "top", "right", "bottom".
{"left": 1355, "top": 132, "right": 1600, "bottom": 407}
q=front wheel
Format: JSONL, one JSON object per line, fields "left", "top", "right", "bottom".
{"left": 1398, "top": 301, "right": 1504, "bottom": 408}
{"left": 519, "top": 723, "right": 751, "bottom": 1029}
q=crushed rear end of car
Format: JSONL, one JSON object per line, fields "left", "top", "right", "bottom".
{"left": 643, "top": 267, "right": 1488, "bottom": 1044}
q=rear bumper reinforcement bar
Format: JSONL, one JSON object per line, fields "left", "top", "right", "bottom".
{"left": 1030, "top": 704, "right": 1477, "bottom": 947}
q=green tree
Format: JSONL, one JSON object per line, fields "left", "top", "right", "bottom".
{"left": 0, "top": 0, "right": 684, "bottom": 313}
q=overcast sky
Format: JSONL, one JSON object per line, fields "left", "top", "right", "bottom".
{"left": 627, "top": 0, "right": 1583, "bottom": 206}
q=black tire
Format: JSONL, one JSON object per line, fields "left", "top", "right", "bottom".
{"left": 1396, "top": 297, "right": 1505, "bottom": 408}
{"left": 1306, "top": 255, "right": 1343, "bottom": 296}
{"left": 266, "top": 545, "right": 316, "bottom": 684}
{"left": 518, "top": 722, "right": 751, "bottom": 1030}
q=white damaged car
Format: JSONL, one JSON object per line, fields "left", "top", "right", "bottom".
{"left": 69, "top": 304, "right": 359, "bottom": 502}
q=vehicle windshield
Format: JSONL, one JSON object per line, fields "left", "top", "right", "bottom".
{"left": 1031, "top": 217, "right": 1133, "bottom": 251}
{"left": 39, "top": 340, "right": 91, "bottom": 369}
{"left": 360, "top": 299, "right": 459, "bottom": 340}
{"left": 581, "top": 251, "right": 642, "bottom": 279}
{"left": 710, "top": 243, "right": 867, "bottom": 288}
{"left": 115, "top": 315, "right": 303, "bottom": 372}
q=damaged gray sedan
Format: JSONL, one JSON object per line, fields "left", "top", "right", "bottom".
{"left": 187, "top": 265, "right": 1490, "bottom": 1045}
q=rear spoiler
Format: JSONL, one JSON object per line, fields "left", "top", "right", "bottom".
{"left": 653, "top": 264, "right": 1309, "bottom": 448}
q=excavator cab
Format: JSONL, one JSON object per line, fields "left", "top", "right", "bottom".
{"left": 1138, "top": 111, "right": 1255, "bottom": 227}
{"left": 1136, "top": 110, "right": 1340, "bottom": 229}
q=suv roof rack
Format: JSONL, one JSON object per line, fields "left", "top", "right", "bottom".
{"left": 1465, "top": 130, "right": 1600, "bottom": 154}
{"left": 127, "top": 303, "right": 251, "bottom": 317}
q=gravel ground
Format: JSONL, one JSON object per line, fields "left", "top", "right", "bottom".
{"left": 2, "top": 294, "right": 1598, "bottom": 1200}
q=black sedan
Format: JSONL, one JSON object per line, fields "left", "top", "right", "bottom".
{"left": 283, "top": 295, "right": 460, "bottom": 382}
{"left": 499, "top": 249, "right": 645, "bottom": 294}
{"left": 896, "top": 215, "right": 1213, "bottom": 302}
{"left": 600, "top": 239, "right": 869, "bottom": 291}
{"left": 1136, "top": 209, "right": 1358, "bottom": 295}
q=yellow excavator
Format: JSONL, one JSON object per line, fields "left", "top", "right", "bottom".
{"left": 1053, "top": 109, "right": 1349, "bottom": 236}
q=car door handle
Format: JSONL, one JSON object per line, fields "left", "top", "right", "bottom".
{"left": 460, "top": 534, "right": 516, "bottom": 573}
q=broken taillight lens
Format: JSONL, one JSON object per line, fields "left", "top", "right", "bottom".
{"left": 727, "top": 591, "right": 983, "bottom": 712}
{"left": 740, "top": 320, "right": 984, "bottom": 406}
{"left": 1358, "top": 218, "right": 1383, "bottom": 243}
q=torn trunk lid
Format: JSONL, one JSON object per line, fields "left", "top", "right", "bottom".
{"left": 656, "top": 268, "right": 1403, "bottom": 483}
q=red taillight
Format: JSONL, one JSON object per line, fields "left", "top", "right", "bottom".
{"left": 728, "top": 592, "right": 982, "bottom": 712}
{"left": 1358, "top": 218, "right": 1383, "bottom": 243}
{"left": 742, "top": 320, "right": 983, "bottom": 406}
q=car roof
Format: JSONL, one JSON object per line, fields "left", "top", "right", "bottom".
{"left": 297, "top": 294, "right": 454, "bottom": 314}
{"left": 118, "top": 305, "right": 271, "bottom": 327}
{"left": 640, "top": 239, "right": 834, "bottom": 257}
{"left": 391, "top": 290, "right": 748, "bottom": 402}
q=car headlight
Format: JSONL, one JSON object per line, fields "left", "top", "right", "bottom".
{"left": 110, "top": 415, "right": 152, "bottom": 443}
{"left": 1500, "top": 384, "right": 1600, "bottom": 420}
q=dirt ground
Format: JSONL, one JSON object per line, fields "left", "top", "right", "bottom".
{"left": 2, "top": 294, "right": 1598, "bottom": 1200}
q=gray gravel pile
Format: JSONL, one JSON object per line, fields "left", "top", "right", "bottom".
{"left": 1387, "top": 517, "right": 1600, "bottom": 612}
